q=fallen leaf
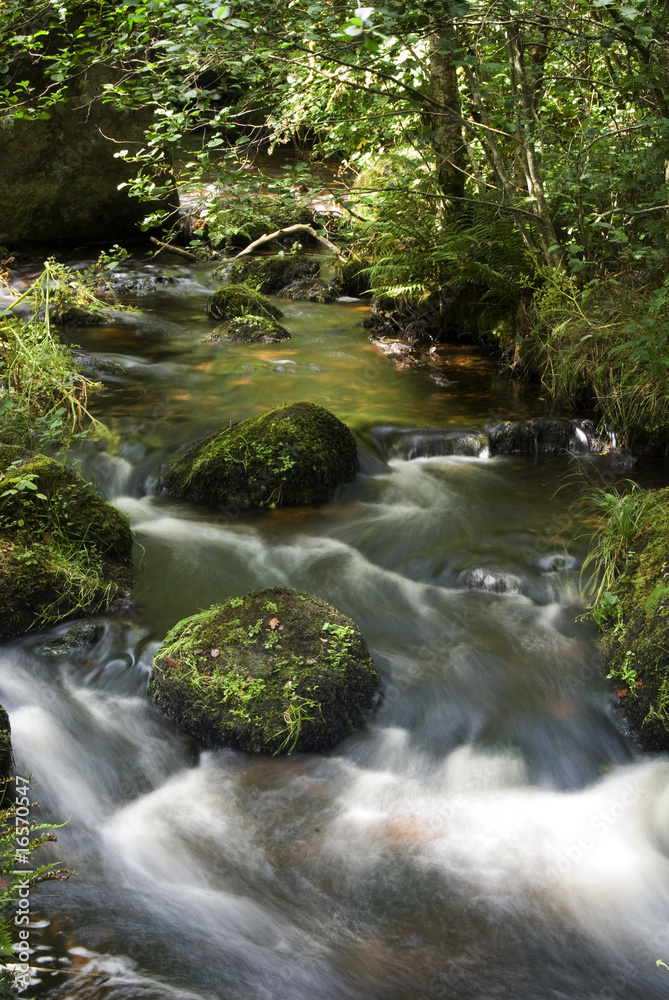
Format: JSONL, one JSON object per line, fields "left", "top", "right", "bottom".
{"left": 210, "top": 649, "right": 220, "bottom": 658}
{"left": 269, "top": 618, "right": 279, "bottom": 630}
{"left": 304, "top": 658, "right": 316, "bottom": 665}
{"left": 320, "top": 637, "right": 329, "bottom": 643}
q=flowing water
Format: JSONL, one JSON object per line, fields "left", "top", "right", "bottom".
{"left": 3, "top": 262, "right": 669, "bottom": 1000}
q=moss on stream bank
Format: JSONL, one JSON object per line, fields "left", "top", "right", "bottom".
{"left": 593, "top": 487, "right": 669, "bottom": 750}
{"left": 0, "top": 445, "right": 133, "bottom": 638}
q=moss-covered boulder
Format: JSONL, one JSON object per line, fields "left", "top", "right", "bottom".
{"left": 205, "top": 283, "right": 284, "bottom": 323}
{"left": 159, "top": 401, "right": 359, "bottom": 507}
{"left": 0, "top": 446, "right": 133, "bottom": 638}
{"left": 149, "top": 588, "right": 380, "bottom": 753}
{"left": 203, "top": 315, "right": 291, "bottom": 345}
{"left": 216, "top": 252, "right": 322, "bottom": 295}
{"left": 599, "top": 487, "right": 669, "bottom": 750}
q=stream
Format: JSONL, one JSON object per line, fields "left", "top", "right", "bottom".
{"left": 2, "top": 260, "right": 669, "bottom": 1000}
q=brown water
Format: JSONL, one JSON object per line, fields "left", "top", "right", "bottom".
{"left": 2, "top": 261, "right": 669, "bottom": 1000}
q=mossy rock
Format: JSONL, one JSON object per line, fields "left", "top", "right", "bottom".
{"left": 159, "top": 401, "right": 359, "bottom": 508}
{"left": 149, "top": 588, "right": 380, "bottom": 753}
{"left": 280, "top": 277, "right": 338, "bottom": 302}
{"left": 216, "top": 252, "right": 322, "bottom": 295}
{"left": 0, "top": 446, "right": 133, "bottom": 639}
{"left": 205, "top": 283, "right": 284, "bottom": 323}
{"left": 204, "top": 315, "right": 291, "bottom": 345}
{"left": 601, "top": 487, "right": 669, "bottom": 750}
{"left": 0, "top": 705, "right": 13, "bottom": 787}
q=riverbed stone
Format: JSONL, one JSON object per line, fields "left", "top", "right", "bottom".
{"left": 159, "top": 400, "right": 358, "bottom": 507}
{"left": 206, "top": 283, "right": 284, "bottom": 323}
{"left": 204, "top": 315, "right": 291, "bottom": 344}
{"left": 149, "top": 588, "right": 380, "bottom": 753}
{"left": 0, "top": 446, "right": 134, "bottom": 639}
{"left": 487, "top": 418, "right": 577, "bottom": 455}
{"left": 599, "top": 486, "right": 669, "bottom": 751}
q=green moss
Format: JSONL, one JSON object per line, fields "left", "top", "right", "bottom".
{"left": 600, "top": 486, "right": 669, "bottom": 749}
{"left": 149, "top": 587, "right": 380, "bottom": 754}
{"left": 159, "top": 400, "right": 359, "bottom": 508}
{"left": 205, "top": 283, "right": 284, "bottom": 323}
{"left": 216, "top": 252, "right": 322, "bottom": 294}
{"left": 0, "top": 445, "right": 133, "bottom": 638}
{"left": 204, "top": 315, "right": 290, "bottom": 344}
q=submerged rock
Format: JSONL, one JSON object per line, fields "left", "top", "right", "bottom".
{"left": 599, "top": 486, "right": 669, "bottom": 751}
{"left": 206, "top": 283, "right": 283, "bottom": 323}
{"left": 204, "top": 315, "right": 290, "bottom": 344}
{"left": 149, "top": 588, "right": 380, "bottom": 754}
{"left": 159, "top": 401, "right": 358, "bottom": 508}
{"left": 0, "top": 446, "right": 133, "bottom": 639}
{"left": 487, "top": 419, "right": 576, "bottom": 455}
{"left": 456, "top": 567, "right": 522, "bottom": 595}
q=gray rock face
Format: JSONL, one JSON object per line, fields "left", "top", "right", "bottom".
{"left": 0, "top": 64, "right": 176, "bottom": 247}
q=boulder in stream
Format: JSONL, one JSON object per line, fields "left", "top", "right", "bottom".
{"left": 218, "top": 252, "right": 323, "bottom": 295}
{"left": 206, "top": 283, "right": 284, "bottom": 323}
{"left": 204, "top": 315, "right": 290, "bottom": 344}
{"left": 486, "top": 419, "right": 577, "bottom": 455}
{"left": 159, "top": 401, "right": 358, "bottom": 507}
{"left": 0, "top": 446, "right": 133, "bottom": 639}
{"left": 149, "top": 588, "right": 380, "bottom": 754}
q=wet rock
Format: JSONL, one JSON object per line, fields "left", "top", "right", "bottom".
{"left": 487, "top": 419, "right": 577, "bottom": 455}
{"left": 40, "top": 620, "right": 105, "bottom": 659}
{"left": 159, "top": 400, "right": 358, "bottom": 508}
{"left": 204, "top": 315, "right": 291, "bottom": 344}
{"left": 533, "top": 553, "right": 579, "bottom": 573}
{"left": 279, "top": 277, "right": 338, "bottom": 302}
{"left": 149, "top": 587, "right": 380, "bottom": 754}
{"left": 0, "top": 445, "right": 134, "bottom": 639}
{"left": 73, "top": 352, "right": 127, "bottom": 382}
{"left": 206, "top": 283, "right": 284, "bottom": 322}
{"left": 96, "top": 268, "right": 178, "bottom": 297}
{"left": 371, "top": 426, "right": 488, "bottom": 461}
{"left": 54, "top": 305, "right": 111, "bottom": 327}
{"left": 456, "top": 567, "right": 522, "bottom": 595}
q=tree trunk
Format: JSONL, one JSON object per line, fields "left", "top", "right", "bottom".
{"left": 429, "top": 30, "right": 465, "bottom": 202}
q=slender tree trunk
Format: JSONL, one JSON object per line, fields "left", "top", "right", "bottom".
{"left": 428, "top": 28, "right": 465, "bottom": 202}
{"left": 506, "top": 21, "right": 563, "bottom": 269}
